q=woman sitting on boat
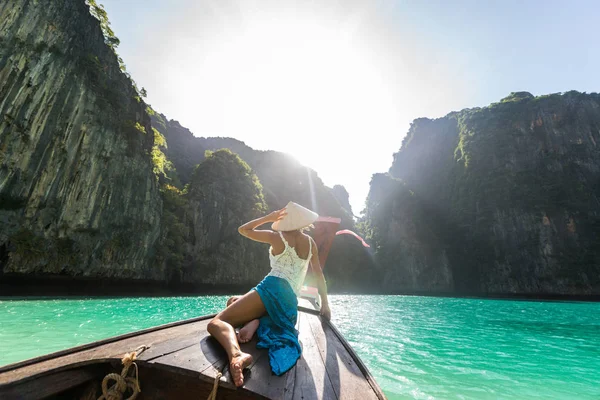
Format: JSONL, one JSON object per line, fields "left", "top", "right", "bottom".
{"left": 207, "top": 201, "right": 331, "bottom": 387}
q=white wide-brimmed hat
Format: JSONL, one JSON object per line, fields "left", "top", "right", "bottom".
{"left": 272, "top": 201, "right": 319, "bottom": 231}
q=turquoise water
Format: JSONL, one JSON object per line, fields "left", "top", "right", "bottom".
{"left": 1, "top": 296, "right": 599, "bottom": 399}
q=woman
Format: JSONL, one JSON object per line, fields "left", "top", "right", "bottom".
{"left": 207, "top": 201, "right": 331, "bottom": 387}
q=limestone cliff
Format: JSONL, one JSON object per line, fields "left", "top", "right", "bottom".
{"left": 364, "top": 91, "right": 600, "bottom": 295}
{"left": 0, "top": 0, "right": 162, "bottom": 280}
{"left": 183, "top": 149, "right": 269, "bottom": 285}
{"left": 331, "top": 185, "right": 353, "bottom": 215}
{"left": 362, "top": 174, "right": 452, "bottom": 292}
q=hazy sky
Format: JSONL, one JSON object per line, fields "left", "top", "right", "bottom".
{"left": 99, "top": 0, "right": 598, "bottom": 214}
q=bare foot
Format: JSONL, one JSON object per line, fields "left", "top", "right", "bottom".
{"left": 237, "top": 319, "right": 260, "bottom": 343}
{"left": 230, "top": 352, "right": 253, "bottom": 387}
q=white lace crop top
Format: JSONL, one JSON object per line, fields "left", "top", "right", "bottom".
{"left": 267, "top": 231, "right": 312, "bottom": 295}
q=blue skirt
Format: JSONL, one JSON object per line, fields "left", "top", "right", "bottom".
{"left": 253, "top": 276, "right": 301, "bottom": 376}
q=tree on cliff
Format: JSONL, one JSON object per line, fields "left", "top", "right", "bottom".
{"left": 188, "top": 149, "right": 267, "bottom": 217}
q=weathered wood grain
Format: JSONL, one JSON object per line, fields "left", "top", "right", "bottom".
{"left": 292, "top": 311, "right": 338, "bottom": 400}
{"left": 308, "top": 312, "right": 383, "bottom": 400}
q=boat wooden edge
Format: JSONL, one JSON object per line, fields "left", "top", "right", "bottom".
{"left": 0, "top": 313, "right": 216, "bottom": 374}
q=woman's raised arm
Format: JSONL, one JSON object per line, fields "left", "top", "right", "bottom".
{"left": 238, "top": 209, "right": 287, "bottom": 243}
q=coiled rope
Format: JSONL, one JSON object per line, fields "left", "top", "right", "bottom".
{"left": 97, "top": 345, "right": 148, "bottom": 400}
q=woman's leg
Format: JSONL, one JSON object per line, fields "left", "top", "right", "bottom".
{"left": 207, "top": 290, "right": 266, "bottom": 386}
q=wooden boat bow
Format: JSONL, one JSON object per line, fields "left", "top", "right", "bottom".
{"left": 0, "top": 300, "right": 386, "bottom": 399}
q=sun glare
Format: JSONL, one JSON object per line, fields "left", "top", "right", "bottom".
{"left": 170, "top": 12, "right": 402, "bottom": 212}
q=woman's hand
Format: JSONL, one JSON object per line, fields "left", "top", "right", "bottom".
{"left": 265, "top": 208, "right": 287, "bottom": 223}
{"left": 320, "top": 303, "right": 331, "bottom": 321}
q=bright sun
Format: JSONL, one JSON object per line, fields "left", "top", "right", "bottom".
{"left": 168, "top": 11, "right": 402, "bottom": 212}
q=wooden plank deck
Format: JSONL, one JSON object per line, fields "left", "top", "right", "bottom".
{"left": 0, "top": 300, "right": 386, "bottom": 400}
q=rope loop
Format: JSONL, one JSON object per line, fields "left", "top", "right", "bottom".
{"left": 97, "top": 345, "right": 148, "bottom": 400}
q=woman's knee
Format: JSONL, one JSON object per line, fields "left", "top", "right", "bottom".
{"left": 207, "top": 317, "right": 221, "bottom": 334}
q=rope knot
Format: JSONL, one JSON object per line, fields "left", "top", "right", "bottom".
{"left": 97, "top": 345, "right": 148, "bottom": 400}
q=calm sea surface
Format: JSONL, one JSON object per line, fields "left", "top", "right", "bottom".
{"left": 1, "top": 295, "right": 598, "bottom": 399}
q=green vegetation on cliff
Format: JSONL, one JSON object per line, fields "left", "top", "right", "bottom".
{"left": 151, "top": 127, "right": 178, "bottom": 184}
{"left": 188, "top": 149, "right": 267, "bottom": 216}
{"left": 85, "top": 0, "right": 146, "bottom": 97}
{"left": 86, "top": 0, "right": 120, "bottom": 51}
